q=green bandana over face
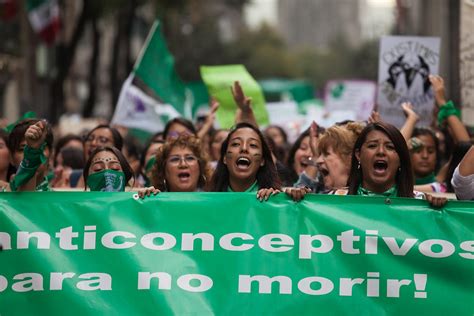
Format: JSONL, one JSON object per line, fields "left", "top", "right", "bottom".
{"left": 87, "top": 169, "right": 126, "bottom": 192}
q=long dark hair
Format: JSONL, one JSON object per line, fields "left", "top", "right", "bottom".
{"left": 286, "top": 128, "right": 310, "bottom": 184}
{"left": 0, "top": 129, "right": 15, "bottom": 181}
{"left": 210, "top": 122, "right": 281, "bottom": 192}
{"left": 412, "top": 127, "right": 441, "bottom": 173}
{"left": 83, "top": 146, "right": 133, "bottom": 187}
{"left": 163, "top": 118, "right": 197, "bottom": 140}
{"left": 347, "top": 122, "right": 414, "bottom": 197}
{"left": 445, "top": 142, "right": 472, "bottom": 192}
{"left": 84, "top": 124, "right": 123, "bottom": 150}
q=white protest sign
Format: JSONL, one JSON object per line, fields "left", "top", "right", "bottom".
{"left": 324, "top": 80, "right": 376, "bottom": 122}
{"left": 460, "top": 0, "right": 474, "bottom": 127}
{"left": 377, "top": 36, "right": 440, "bottom": 127}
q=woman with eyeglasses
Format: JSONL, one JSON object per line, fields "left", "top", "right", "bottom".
{"left": 68, "top": 124, "right": 124, "bottom": 189}
{"left": 83, "top": 124, "right": 123, "bottom": 161}
{"left": 138, "top": 135, "right": 210, "bottom": 197}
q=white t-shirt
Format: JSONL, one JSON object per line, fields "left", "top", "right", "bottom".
{"left": 451, "top": 166, "right": 474, "bottom": 200}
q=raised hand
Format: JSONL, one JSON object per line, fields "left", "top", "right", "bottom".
{"left": 197, "top": 97, "right": 220, "bottom": 140}
{"left": 428, "top": 75, "right": 446, "bottom": 106}
{"left": 309, "top": 121, "right": 319, "bottom": 158}
{"left": 25, "top": 120, "right": 48, "bottom": 149}
{"left": 401, "top": 102, "right": 419, "bottom": 122}
{"left": 368, "top": 111, "right": 381, "bottom": 124}
{"left": 231, "top": 81, "right": 252, "bottom": 111}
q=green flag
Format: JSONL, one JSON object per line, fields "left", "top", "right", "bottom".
{"left": 134, "top": 20, "right": 191, "bottom": 117}
{"left": 200, "top": 64, "right": 269, "bottom": 128}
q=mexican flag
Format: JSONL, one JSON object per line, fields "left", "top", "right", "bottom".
{"left": 0, "top": 0, "right": 18, "bottom": 21}
{"left": 111, "top": 20, "right": 192, "bottom": 133}
{"left": 26, "top": 0, "right": 60, "bottom": 44}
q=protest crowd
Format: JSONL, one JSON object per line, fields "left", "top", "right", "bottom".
{"left": 1, "top": 76, "right": 473, "bottom": 204}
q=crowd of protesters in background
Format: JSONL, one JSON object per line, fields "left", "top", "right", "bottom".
{"left": 1, "top": 77, "right": 473, "bottom": 205}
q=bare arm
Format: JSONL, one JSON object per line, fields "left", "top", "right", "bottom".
{"left": 304, "top": 121, "right": 320, "bottom": 179}
{"left": 399, "top": 102, "right": 419, "bottom": 141}
{"left": 458, "top": 146, "right": 474, "bottom": 176}
{"left": 232, "top": 81, "right": 258, "bottom": 127}
{"left": 430, "top": 75, "right": 470, "bottom": 143}
{"left": 197, "top": 97, "right": 219, "bottom": 140}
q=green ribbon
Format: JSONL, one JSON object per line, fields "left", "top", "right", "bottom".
{"left": 87, "top": 169, "right": 126, "bottom": 192}
{"left": 10, "top": 144, "right": 47, "bottom": 192}
{"left": 3, "top": 111, "right": 37, "bottom": 133}
{"left": 36, "top": 177, "right": 50, "bottom": 192}
{"left": 357, "top": 185, "right": 398, "bottom": 197}
{"left": 415, "top": 172, "right": 437, "bottom": 185}
{"left": 437, "top": 100, "right": 461, "bottom": 126}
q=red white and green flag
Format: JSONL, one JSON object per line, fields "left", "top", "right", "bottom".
{"left": 0, "top": 0, "right": 18, "bottom": 21}
{"left": 26, "top": 0, "right": 60, "bottom": 44}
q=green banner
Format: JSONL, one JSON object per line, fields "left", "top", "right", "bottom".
{"left": 200, "top": 65, "right": 269, "bottom": 128}
{"left": 0, "top": 193, "right": 473, "bottom": 315}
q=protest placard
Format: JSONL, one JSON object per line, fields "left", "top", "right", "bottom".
{"left": 200, "top": 65, "right": 269, "bottom": 128}
{"left": 460, "top": 0, "right": 474, "bottom": 127}
{"left": 377, "top": 36, "right": 440, "bottom": 127}
{"left": 324, "top": 80, "right": 376, "bottom": 124}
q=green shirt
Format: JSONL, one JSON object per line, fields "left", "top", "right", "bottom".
{"left": 357, "top": 185, "right": 398, "bottom": 197}
{"left": 227, "top": 181, "right": 259, "bottom": 193}
{"left": 415, "top": 173, "right": 437, "bottom": 185}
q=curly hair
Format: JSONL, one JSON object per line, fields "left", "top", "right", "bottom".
{"left": 150, "top": 135, "right": 210, "bottom": 191}
{"left": 318, "top": 122, "right": 364, "bottom": 159}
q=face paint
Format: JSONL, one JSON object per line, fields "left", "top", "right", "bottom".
{"left": 86, "top": 169, "right": 126, "bottom": 192}
{"left": 224, "top": 127, "right": 264, "bottom": 191}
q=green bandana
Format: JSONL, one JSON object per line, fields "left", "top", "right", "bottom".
{"left": 87, "top": 169, "right": 126, "bottom": 192}
{"left": 36, "top": 177, "right": 50, "bottom": 192}
{"left": 145, "top": 157, "right": 156, "bottom": 173}
{"left": 357, "top": 185, "right": 398, "bottom": 197}
{"left": 10, "top": 144, "right": 48, "bottom": 192}
{"left": 437, "top": 100, "right": 461, "bottom": 127}
{"left": 415, "top": 173, "right": 437, "bottom": 185}
{"left": 227, "top": 180, "right": 259, "bottom": 192}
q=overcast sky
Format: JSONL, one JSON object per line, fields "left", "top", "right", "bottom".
{"left": 244, "top": 0, "right": 396, "bottom": 31}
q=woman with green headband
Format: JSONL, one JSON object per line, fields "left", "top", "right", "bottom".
{"left": 83, "top": 146, "right": 133, "bottom": 192}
